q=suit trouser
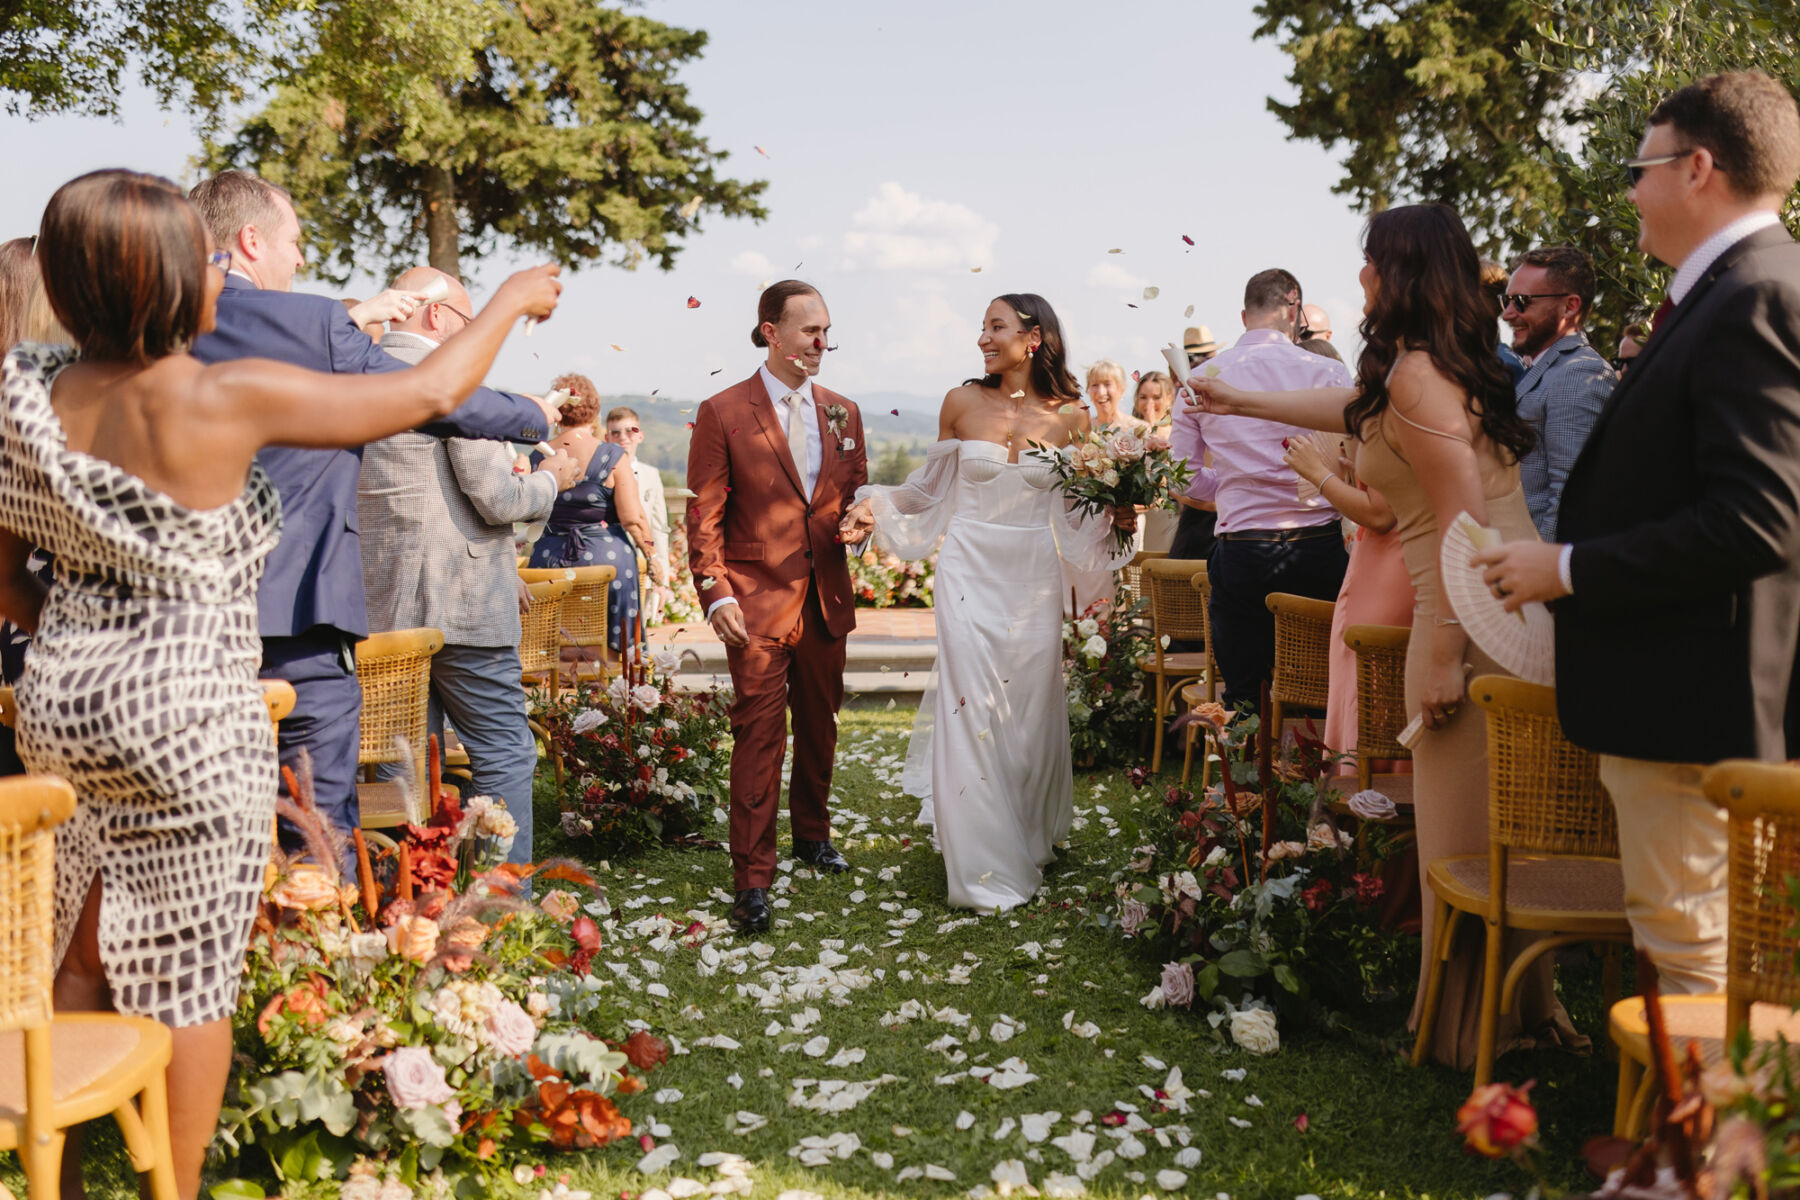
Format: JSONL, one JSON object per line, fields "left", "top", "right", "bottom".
{"left": 724, "top": 581, "right": 846, "bottom": 890}
{"left": 262, "top": 630, "right": 362, "bottom": 874}
{"left": 1207, "top": 528, "right": 1348, "bottom": 711}
{"left": 375, "top": 642, "right": 536, "bottom": 867}
{"left": 1599, "top": 754, "right": 1728, "bottom": 995}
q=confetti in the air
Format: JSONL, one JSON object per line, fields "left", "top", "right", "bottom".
{"left": 686, "top": 422, "right": 695, "bottom": 430}
{"left": 1131, "top": 371, "right": 1140, "bottom": 382}
{"left": 611, "top": 343, "right": 625, "bottom": 352}
{"left": 1182, "top": 234, "right": 1195, "bottom": 246}
{"left": 686, "top": 296, "right": 702, "bottom": 309}
{"left": 890, "top": 409, "right": 900, "bottom": 416}
{"left": 1185, "top": 305, "right": 1196, "bottom": 318}
{"left": 680, "top": 195, "right": 704, "bottom": 220}
{"left": 754, "top": 145, "right": 771, "bottom": 157}
{"left": 1143, "top": 286, "right": 1160, "bottom": 300}
{"left": 1107, "top": 247, "right": 1123, "bottom": 254}
{"left": 1126, "top": 303, "right": 1138, "bottom": 309}
{"left": 710, "top": 368, "right": 724, "bottom": 375}
{"left": 1010, "top": 390, "right": 1025, "bottom": 399}
{"left": 970, "top": 267, "right": 982, "bottom": 273}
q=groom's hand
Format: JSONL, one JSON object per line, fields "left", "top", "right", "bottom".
{"left": 709, "top": 601, "right": 750, "bottom": 647}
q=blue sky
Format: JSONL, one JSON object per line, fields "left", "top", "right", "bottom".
{"left": 0, "top": 0, "right": 1375, "bottom": 409}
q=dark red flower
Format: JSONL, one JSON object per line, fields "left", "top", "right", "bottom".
{"left": 1300, "top": 879, "right": 1335, "bottom": 914}
{"left": 1352, "top": 872, "right": 1385, "bottom": 905}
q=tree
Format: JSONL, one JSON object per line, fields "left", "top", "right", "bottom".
{"left": 1252, "top": 0, "right": 1579, "bottom": 258}
{"left": 872, "top": 441, "right": 923, "bottom": 487}
{"left": 1, "top": 0, "right": 289, "bottom": 123}
{"left": 205, "top": 0, "right": 767, "bottom": 283}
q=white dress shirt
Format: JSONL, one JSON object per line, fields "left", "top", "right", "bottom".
{"left": 707, "top": 367, "right": 823, "bottom": 620}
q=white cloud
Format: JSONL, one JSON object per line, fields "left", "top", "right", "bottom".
{"left": 1086, "top": 261, "right": 1148, "bottom": 292}
{"left": 841, "top": 182, "right": 998, "bottom": 272}
{"left": 730, "top": 250, "right": 775, "bottom": 277}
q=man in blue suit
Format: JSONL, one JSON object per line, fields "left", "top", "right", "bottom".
{"left": 188, "top": 170, "right": 557, "bottom": 853}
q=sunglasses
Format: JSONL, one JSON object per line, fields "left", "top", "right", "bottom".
{"left": 1625, "top": 147, "right": 1699, "bottom": 185}
{"left": 608, "top": 426, "right": 641, "bottom": 436}
{"left": 1609, "top": 356, "right": 1637, "bottom": 371}
{"left": 433, "top": 300, "right": 472, "bottom": 323}
{"left": 1500, "top": 292, "right": 1574, "bottom": 313}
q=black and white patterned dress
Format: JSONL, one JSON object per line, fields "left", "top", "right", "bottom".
{"left": 0, "top": 344, "right": 282, "bottom": 1027}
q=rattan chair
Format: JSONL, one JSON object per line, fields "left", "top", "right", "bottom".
{"left": 353, "top": 627, "right": 444, "bottom": 832}
{"left": 1608, "top": 760, "right": 1800, "bottom": 1137}
{"left": 1265, "top": 592, "right": 1334, "bottom": 750}
{"left": 1411, "top": 675, "right": 1631, "bottom": 1085}
{"left": 1319, "top": 623, "right": 1418, "bottom": 812}
{"left": 519, "top": 575, "right": 576, "bottom": 704}
{"left": 1137, "top": 558, "right": 1216, "bottom": 773}
{"left": 0, "top": 775, "right": 177, "bottom": 1200}
{"left": 1118, "top": 550, "right": 1166, "bottom": 631}
{"left": 537, "top": 565, "right": 622, "bottom": 687}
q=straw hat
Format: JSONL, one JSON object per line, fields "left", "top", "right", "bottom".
{"left": 1183, "top": 325, "right": 1218, "bottom": 355}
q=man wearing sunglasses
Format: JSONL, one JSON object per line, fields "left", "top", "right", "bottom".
{"left": 1474, "top": 71, "right": 1800, "bottom": 999}
{"left": 604, "top": 406, "right": 674, "bottom": 623}
{"left": 1502, "top": 246, "right": 1615, "bottom": 538}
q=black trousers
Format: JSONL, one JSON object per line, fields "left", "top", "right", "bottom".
{"left": 1207, "top": 528, "right": 1348, "bottom": 712}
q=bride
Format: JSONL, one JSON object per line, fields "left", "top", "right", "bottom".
{"left": 840, "top": 294, "right": 1133, "bottom": 911}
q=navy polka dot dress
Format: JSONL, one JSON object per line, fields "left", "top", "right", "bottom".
{"left": 527, "top": 441, "right": 640, "bottom": 650}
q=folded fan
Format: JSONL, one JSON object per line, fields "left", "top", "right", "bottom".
{"left": 1438, "top": 512, "right": 1556, "bottom": 686}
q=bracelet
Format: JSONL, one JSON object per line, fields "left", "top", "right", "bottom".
{"left": 1433, "top": 617, "right": 1462, "bottom": 626}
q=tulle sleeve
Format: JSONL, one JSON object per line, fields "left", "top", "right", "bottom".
{"left": 1050, "top": 492, "right": 1138, "bottom": 575}
{"left": 854, "top": 439, "right": 961, "bottom": 561}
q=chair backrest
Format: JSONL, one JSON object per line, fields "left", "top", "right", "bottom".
{"left": 1266, "top": 592, "right": 1335, "bottom": 710}
{"left": 0, "top": 775, "right": 77, "bottom": 1032}
{"left": 558, "top": 566, "right": 621, "bottom": 648}
{"left": 1141, "top": 557, "right": 1212, "bottom": 661}
{"left": 354, "top": 627, "right": 445, "bottom": 767}
{"left": 0, "top": 684, "right": 12, "bottom": 730}
{"left": 520, "top": 577, "right": 576, "bottom": 680}
{"left": 1120, "top": 550, "right": 1167, "bottom": 615}
{"left": 1470, "top": 675, "right": 1617, "bottom": 856}
{"left": 1343, "top": 623, "right": 1412, "bottom": 781}
{"left": 1702, "top": 760, "right": 1800, "bottom": 1030}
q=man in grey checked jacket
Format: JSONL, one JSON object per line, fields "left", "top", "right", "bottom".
{"left": 1504, "top": 246, "right": 1618, "bottom": 537}
{"left": 358, "top": 267, "right": 582, "bottom": 863}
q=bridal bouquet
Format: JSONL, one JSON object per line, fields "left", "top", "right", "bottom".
{"left": 1038, "top": 422, "right": 1192, "bottom": 552}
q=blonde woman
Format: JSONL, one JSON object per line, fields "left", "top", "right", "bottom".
{"left": 1085, "top": 358, "right": 1127, "bottom": 426}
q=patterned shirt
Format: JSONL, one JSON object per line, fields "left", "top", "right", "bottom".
{"left": 1515, "top": 332, "right": 1615, "bottom": 538}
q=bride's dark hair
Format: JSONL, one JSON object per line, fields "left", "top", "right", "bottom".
{"left": 1345, "top": 204, "right": 1535, "bottom": 461}
{"left": 964, "top": 292, "right": 1082, "bottom": 403}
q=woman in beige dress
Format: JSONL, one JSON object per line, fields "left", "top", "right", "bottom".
{"left": 1190, "top": 203, "right": 1578, "bottom": 1069}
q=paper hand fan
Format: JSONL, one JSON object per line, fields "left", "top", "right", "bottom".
{"left": 1438, "top": 512, "right": 1556, "bottom": 686}
{"left": 1161, "top": 344, "right": 1194, "bottom": 405}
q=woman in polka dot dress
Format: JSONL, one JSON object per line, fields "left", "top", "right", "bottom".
{"left": 528, "top": 373, "right": 654, "bottom": 651}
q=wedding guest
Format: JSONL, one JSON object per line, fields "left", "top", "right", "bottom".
{"left": 1170, "top": 267, "right": 1352, "bottom": 710}
{"left": 1613, "top": 320, "right": 1649, "bottom": 374}
{"left": 1503, "top": 246, "right": 1615, "bottom": 537}
{"left": 1191, "top": 206, "right": 1580, "bottom": 1069}
{"left": 1183, "top": 324, "right": 1219, "bottom": 367}
{"left": 1086, "top": 359, "right": 1127, "bottom": 426}
{"left": 0, "top": 167, "right": 560, "bottom": 1200}
{"left": 1475, "top": 70, "right": 1800, "bottom": 998}
{"left": 528, "top": 373, "right": 654, "bottom": 651}
{"left": 358, "top": 266, "right": 581, "bottom": 865}
{"left": 1300, "top": 303, "right": 1334, "bottom": 345}
{"left": 604, "top": 405, "right": 674, "bottom": 625}
{"left": 1481, "top": 260, "right": 1528, "bottom": 382}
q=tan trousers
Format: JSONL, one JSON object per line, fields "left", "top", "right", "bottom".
{"left": 1600, "top": 754, "right": 1729, "bottom": 995}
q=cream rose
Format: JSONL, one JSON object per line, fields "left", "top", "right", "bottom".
{"left": 630, "top": 683, "right": 662, "bottom": 712}
{"left": 1081, "top": 634, "right": 1108, "bottom": 660}
{"left": 386, "top": 914, "right": 440, "bottom": 963}
{"left": 270, "top": 866, "right": 341, "bottom": 911}
{"left": 383, "top": 1046, "right": 456, "bottom": 1108}
{"left": 1228, "top": 1004, "right": 1280, "bottom": 1055}
{"left": 485, "top": 1000, "right": 538, "bottom": 1057}
{"left": 571, "top": 708, "right": 608, "bottom": 735}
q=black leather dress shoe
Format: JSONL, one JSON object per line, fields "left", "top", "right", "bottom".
{"left": 792, "top": 837, "right": 850, "bottom": 873}
{"left": 729, "top": 887, "right": 770, "bottom": 933}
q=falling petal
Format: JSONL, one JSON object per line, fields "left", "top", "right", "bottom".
{"left": 1182, "top": 234, "right": 1195, "bottom": 246}
{"left": 1010, "top": 390, "right": 1025, "bottom": 399}
{"left": 1057, "top": 404, "right": 1076, "bottom": 414}
{"left": 687, "top": 296, "right": 702, "bottom": 309}
{"left": 710, "top": 368, "right": 724, "bottom": 375}
{"left": 1143, "top": 286, "right": 1159, "bottom": 300}
{"left": 686, "top": 422, "right": 696, "bottom": 430}
{"left": 1131, "top": 371, "right": 1140, "bottom": 382}
{"left": 1185, "top": 305, "right": 1195, "bottom": 318}
{"left": 970, "top": 266, "right": 983, "bottom": 273}
{"left": 1107, "top": 247, "right": 1123, "bottom": 254}
{"left": 755, "top": 145, "right": 771, "bottom": 157}
{"left": 890, "top": 409, "right": 900, "bottom": 416}
{"left": 651, "top": 389, "right": 659, "bottom": 397}
{"left": 1126, "top": 303, "right": 1138, "bottom": 309}
{"left": 611, "top": 343, "right": 625, "bottom": 351}
{"left": 758, "top": 278, "right": 772, "bottom": 290}
{"left": 794, "top": 262, "right": 803, "bottom": 270}
{"left": 680, "top": 195, "right": 704, "bottom": 220}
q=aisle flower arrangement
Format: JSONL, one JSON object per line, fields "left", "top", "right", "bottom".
{"left": 661, "top": 525, "right": 702, "bottom": 626}
{"left": 1038, "top": 422, "right": 1191, "bottom": 552}
{"left": 540, "top": 649, "right": 731, "bottom": 855}
{"left": 850, "top": 549, "right": 936, "bottom": 608}
{"left": 1099, "top": 713, "right": 1415, "bottom": 1049}
{"left": 219, "top": 761, "right": 664, "bottom": 1196}
{"left": 1063, "top": 591, "right": 1155, "bottom": 767}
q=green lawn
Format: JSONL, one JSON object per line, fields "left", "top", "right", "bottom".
{"left": 13, "top": 704, "right": 1619, "bottom": 1199}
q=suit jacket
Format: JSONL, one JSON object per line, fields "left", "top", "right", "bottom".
{"left": 358, "top": 332, "right": 558, "bottom": 646}
{"left": 192, "top": 275, "right": 549, "bottom": 640}
{"left": 1555, "top": 223, "right": 1800, "bottom": 763}
{"left": 685, "top": 374, "right": 868, "bottom": 640}
{"left": 1515, "top": 331, "right": 1614, "bottom": 538}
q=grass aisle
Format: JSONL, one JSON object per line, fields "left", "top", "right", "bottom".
{"left": 532, "top": 705, "right": 1615, "bottom": 1200}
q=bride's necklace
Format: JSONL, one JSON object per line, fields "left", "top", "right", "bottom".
{"left": 1002, "top": 390, "right": 1032, "bottom": 449}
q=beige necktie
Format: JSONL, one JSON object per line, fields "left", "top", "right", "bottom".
{"left": 784, "top": 391, "right": 810, "bottom": 492}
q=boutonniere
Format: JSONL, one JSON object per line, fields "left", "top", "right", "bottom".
{"left": 824, "top": 403, "right": 854, "bottom": 452}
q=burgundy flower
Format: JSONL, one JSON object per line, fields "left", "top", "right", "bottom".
{"left": 1352, "top": 872, "right": 1385, "bottom": 905}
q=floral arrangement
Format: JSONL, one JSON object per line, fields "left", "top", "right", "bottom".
{"left": 660, "top": 525, "right": 702, "bottom": 627}
{"left": 218, "top": 758, "right": 665, "bottom": 1196}
{"left": 540, "top": 648, "right": 731, "bottom": 856}
{"left": 1063, "top": 588, "right": 1154, "bottom": 767}
{"left": 849, "top": 549, "right": 936, "bottom": 608}
{"left": 1037, "top": 422, "right": 1192, "bottom": 552}
{"left": 1101, "top": 713, "right": 1415, "bottom": 1050}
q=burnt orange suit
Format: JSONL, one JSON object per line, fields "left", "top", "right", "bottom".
{"left": 685, "top": 373, "right": 868, "bottom": 888}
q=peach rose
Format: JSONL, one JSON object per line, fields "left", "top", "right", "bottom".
{"left": 386, "top": 914, "right": 440, "bottom": 963}
{"left": 539, "top": 891, "right": 581, "bottom": 922}
{"left": 270, "top": 865, "right": 342, "bottom": 911}
{"left": 1456, "top": 1080, "right": 1538, "bottom": 1157}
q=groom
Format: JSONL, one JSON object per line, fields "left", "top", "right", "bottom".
{"left": 686, "top": 281, "right": 869, "bottom": 933}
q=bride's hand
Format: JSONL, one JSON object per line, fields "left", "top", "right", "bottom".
{"left": 1111, "top": 505, "right": 1138, "bottom": 533}
{"left": 838, "top": 501, "right": 874, "bottom": 544}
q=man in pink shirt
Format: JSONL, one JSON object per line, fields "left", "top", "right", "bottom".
{"left": 1170, "top": 268, "right": 1355, "bottom": 710}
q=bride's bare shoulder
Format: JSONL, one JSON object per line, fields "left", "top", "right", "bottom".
{"left": 939, "top": 384, "right": 987, "bottom": 437}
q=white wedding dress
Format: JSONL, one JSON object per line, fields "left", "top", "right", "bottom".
{"left": 858, "top": 440, "right": 1131, "bottom": 911}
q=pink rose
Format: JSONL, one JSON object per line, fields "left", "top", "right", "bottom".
{"left": 1106, "top": 428, "right": 1147, "bottom": 464}
{"left": 1119, "top": 898, "right": 1149, "bottom": 937}
{"left": 386, "top": 914, "right": 440, "bottom": 963}
{"left": 383, "top": 1046, "right": 455, "bottom": 1109}
{"left": 485, "top": 1000, "right": 538, "bottom": 1057}
{"left": 1160, "top": 961, "right": 1196, "bottom": 1008}
{"left": 539, "top": 890, "right": 581, "bottom": 922}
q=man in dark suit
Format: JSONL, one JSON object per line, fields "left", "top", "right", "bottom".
{"left": 188, "top": 170, "right": 558, "bottom": 854}
{"left": 1475, "top": 71, "right": 1800, "bottom": 994}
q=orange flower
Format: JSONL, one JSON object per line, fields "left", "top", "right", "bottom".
{"left": 386, "top": 914, "right": 440, "bottom": 963}
{"left": 1456, "top": 1080, "right": 1538, "bottom": 1157}
{"left": 620, "top": 1030, "right": 669, "bottom": 1071}
{"left": 440, "top": 916, "right": 488, "bottom": 972}
{"left": 256, "top": 976, "right": 330, "bottom": 1037}
{"left": 270, "top": 866, "right": 342, "bottom": 911}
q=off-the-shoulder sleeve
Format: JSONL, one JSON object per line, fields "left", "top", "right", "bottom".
{"left": 854, "top": 440, "right": 961, "bottom": 560}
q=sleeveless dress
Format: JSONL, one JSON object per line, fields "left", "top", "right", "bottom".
{"left": 859, "top": 440, "right": 1131, "bottom": 911}
{"left": 1356, "top": 387, "right": 1580, "bottom": 1068}
{"left": 528, "top": 441, "right": 640, "bottom": 650}
{"left": 0, "top": 344, "right": 283, "bottom": 1028}
{"left": 1323, "top": 513, "right": 1414, "bottom": 761}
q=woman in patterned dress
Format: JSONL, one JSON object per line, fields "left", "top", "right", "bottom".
{"left": 0, "top": 169, "right": 562, "bottom": 1199}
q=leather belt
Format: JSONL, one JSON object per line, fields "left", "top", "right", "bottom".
{"left": 1217, "top": 524, "right": 1340, "bottom": 543}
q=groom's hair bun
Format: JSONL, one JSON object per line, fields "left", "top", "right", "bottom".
{"left": 752, "top": 280, "right": 821, "bottom": 348}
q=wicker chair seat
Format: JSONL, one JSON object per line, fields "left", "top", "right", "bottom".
{"left": 356, "top": 781, "right": 417, "bottom": 830}
{"left": 1429, "top": 854, "right": 1625, "bottom": 919}
{"left": 0, "top": 1017, "right": 156, "bottom": 1117}
{"left": 1138, "top": 651, "right": 1211, "bottom": 676}
{"left": 1611, "top": 995, "right": 1800, "bottom": 1068}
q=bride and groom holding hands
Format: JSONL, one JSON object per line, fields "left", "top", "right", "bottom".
{"left": 685, "top": 281, "right": 1134, "bottom": 931}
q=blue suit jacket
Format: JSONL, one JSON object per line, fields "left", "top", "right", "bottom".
{"left": 192, "top": 275, "right": 548, "bottom": 640}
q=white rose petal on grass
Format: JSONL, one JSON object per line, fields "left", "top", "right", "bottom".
{"left": 776, "top": 1192, "right": 825, "bottom": 1200}
{"left": 1245, "top": 1094, "right": 1264, "bottom": 1108}
{"left": 991, "top": 1160, "right": 1031, "bottom": 1188}
{"left": 725, "top": 1072, "right": 744, "bottom": 1090}
{"left": 992, "top": 1117, "right": 1017, "bottom": 1140}
{"left": 732, "top": 1112, "right": 768, "bottom": 1134}
{"left": 1156, "top": 1170, "right": 1189, "bottom": 1192}
{"left": 896, "top": 1168, "right": 924, "bottom": 1183}
{"left": 1042, "top": 1173, "right": 1087, "bottom": 1198}
{"left": 801, "top": 1035, "right": 831, "bottom": 1057}
{"left": 1220, "top": 1068, "right": 1247, "bottom": 1082}
{"left": 1227, "top": 1116, "right": 1252, "bottom": 1129}
{"left": 637, "top": 1144, "right": 682, "bottom": 1174}
{"left": 955, "top": 1110, "right": 977, "bottom": 1131}
{"left": 924, "top": 1165, "right": 957, "bottom": 1181}
{"left": 824, "top": 1046, "right": 866, "bottom": 1068}
{"left": 1140, "top": 1054, "right": 1166, "bottom": 1071}
{"left": 1175, "top": 1147, "right": 1202, "bottom": 1168}
{"left": 871, "top": 1152, "right": 894, "bottom": 1169}
{"left": 664, "top": 1181, "right": 706, "bottom": 1200}
{"left": 653, "top": 1088, "right": 684, "bottom": 1104}
{"left": 1019, "top": 1112, "right": 1060, "bottom": 1142}
{"left": 693, "top": 1035, "right": 741, "bottom": 1051}
{"left": 1051, "top": 1130, "right": 1096, "bottom": 1163}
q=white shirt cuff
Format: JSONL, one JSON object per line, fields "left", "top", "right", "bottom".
{"left": 1557, "top": 544, "right": 1574, "bottom": 595}
{"left": 705, "top": 596, "right": 739, "bottom": 619}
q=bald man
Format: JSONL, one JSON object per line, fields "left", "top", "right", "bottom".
{"left": 358, "top": 266, "right": 581, "bottom": 865}
{"left": 1300, "top": 304, "right": 1333, "bottom": 344}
